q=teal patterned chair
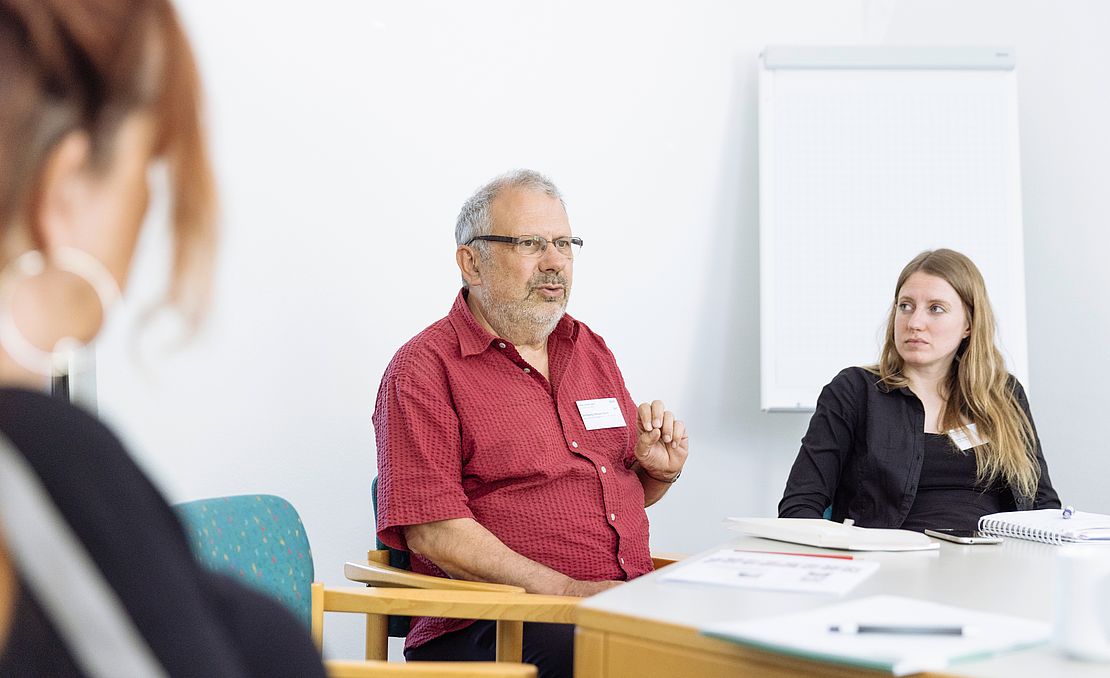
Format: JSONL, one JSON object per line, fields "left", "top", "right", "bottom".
{"left": 176, "top": 494, "right": 541, "bottom": 677}
{"left": 176, "top": 494, "right": 314, "bottom": 626}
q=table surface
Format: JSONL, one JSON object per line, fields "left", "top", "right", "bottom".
{"left": 577, "top": 534, "right": 1110, "bottom": 677}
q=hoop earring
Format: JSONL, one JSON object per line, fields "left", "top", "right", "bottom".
{"left": 0, "top": 247, "right": 121, "bottom": 377}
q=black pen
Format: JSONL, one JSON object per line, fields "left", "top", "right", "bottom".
{"left": 828, "top": 623, "right": 964, "bottom": 636}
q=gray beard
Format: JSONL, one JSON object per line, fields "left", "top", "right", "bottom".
{"left": 478, "top": 290, "right": 567, "bottom": 347}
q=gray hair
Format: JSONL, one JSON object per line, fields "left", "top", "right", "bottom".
{"left": 455, "top": 169, "right": 566, "bottom": 249}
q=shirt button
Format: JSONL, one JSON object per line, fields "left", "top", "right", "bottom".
{"left": 609, "top": 513, "right": 616, "bottom": 522}
{"left": 498, "top": 342, "right": 506, "bottom": 349}
{"left": 600, "top": 466, "right": 607, "bottom": 474}
{"left": 523, "top": 367, "right": 531, "bottom": 374}
{"left": 620, "top": 557, "right": 625, "bottom": 565}
{"left": 571, "top": 441, "right": 578, "bottom": 449}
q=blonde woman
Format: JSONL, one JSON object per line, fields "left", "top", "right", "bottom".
{"left": 779, "top": 249, "right": 1059, "bottom": 531}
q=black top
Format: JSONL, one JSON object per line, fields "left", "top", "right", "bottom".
{"left": 778, "top": 367, "right": 1060, "bottom": 528}
{"left": 0, "top": 388, "right": 327, "bottom": 677}
{"left": 897, "top": 433, "right": 1014, "bottom": 533}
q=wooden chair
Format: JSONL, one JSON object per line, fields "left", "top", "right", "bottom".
{"left": 347, "top": 477, "right": 682, "bottom": 663}
{"left": 314, "top": 549, "right": 681, "bottom": 664}
{"left": 316, "top": 579, "right": 544, "bottom": 676}
{"left": 325, "top": 659, "right": 536, "bottom": 678}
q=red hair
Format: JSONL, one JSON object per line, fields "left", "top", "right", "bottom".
{"left": 0, "top": 0, "right": 216, "bottom": 322}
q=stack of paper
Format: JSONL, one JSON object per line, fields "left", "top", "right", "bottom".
{"left": 702, "top": 595, "right": 1050, "bottom": 676}
{"left": 727, "top": 517, "right": 938, "bottom": 552}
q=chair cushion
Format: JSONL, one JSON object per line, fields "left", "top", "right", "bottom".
{"left": 176, "top": 494, "right": 313, "bottom": 626}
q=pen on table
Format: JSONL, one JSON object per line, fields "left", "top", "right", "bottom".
{"left": 828, "top": 623, "right": 964, "bottom": 636}
{"left": 734, "top": 549, "right": 854, "bottom": 560}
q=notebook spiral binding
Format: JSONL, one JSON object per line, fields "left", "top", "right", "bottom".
{"left": 977, "top": 516, "right": 1066, "bottom": 545}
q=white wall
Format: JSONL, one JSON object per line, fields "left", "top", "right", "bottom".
{"left": 95, "top": 0, "right": 1110, "bottom": 660}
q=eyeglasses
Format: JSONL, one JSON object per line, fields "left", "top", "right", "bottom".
{"left": 466, "top": 234, "right": 584, "bottom": 258}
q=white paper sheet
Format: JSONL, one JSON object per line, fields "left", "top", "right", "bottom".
{"left": 727, "top": 517, "right": 939, "bottom": 551}
{"left": 703, "top": 594, "right": 1050, "bottom": 676}
{"left": 660, "top": 549, "right": 879, "bottom": 595}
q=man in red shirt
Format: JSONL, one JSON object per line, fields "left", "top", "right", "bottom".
{"left": 373, "top": 169, "right": 689, "bottom": 678}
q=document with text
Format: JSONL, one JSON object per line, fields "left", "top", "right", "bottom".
{"left": 660, "top": 549, "right": 879, "bottom": 595}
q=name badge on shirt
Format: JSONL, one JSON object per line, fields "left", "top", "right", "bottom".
{"left": 576, "top": 398, "right": 626, "bottom": 431}
{"left": 947, "top": 423, "right": 987, "bottom": 451}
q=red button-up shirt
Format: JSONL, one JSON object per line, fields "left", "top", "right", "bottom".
{"left": 374, "top": 290, "right": 653, "bottom": 650}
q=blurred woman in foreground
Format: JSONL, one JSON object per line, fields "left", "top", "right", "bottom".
{"left": 0, "top": 1, "right": 325, "bottom": 674}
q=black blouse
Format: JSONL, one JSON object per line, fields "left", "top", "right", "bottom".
{"left": 778, "top": 367, "right": 1060, "bottom": 528}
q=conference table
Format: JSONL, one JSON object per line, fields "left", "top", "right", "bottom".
{"left": 574, "top": 534, "right": 1109, "bottom": 677}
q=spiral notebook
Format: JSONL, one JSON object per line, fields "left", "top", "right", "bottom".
{"left": 977, "top": 508, "right": 1110, "bottom": 545}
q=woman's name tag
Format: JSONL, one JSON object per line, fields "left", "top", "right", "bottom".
{"left": 947, "top": 423, "right": 986, "bottom": 451}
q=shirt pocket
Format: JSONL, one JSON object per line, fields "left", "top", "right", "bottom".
{"left": 582, "top": 424, "right": 635, "bottom": 465}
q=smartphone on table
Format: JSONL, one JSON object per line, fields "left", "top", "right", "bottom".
{"left": 923, "top": 528, "right": 1003, "bottom": 545}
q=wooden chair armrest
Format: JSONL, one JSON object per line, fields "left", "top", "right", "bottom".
{"left": 322, "top": 586, "right": 579, "bottom": 624}
{"left": 345, "top": 561, "right": 526, "bottom": 593}
{"left": 326, "top": 659, "right": 537, "bottom": 678}
{"left": 650, "top": 552, "right": 687, "bottom": 570}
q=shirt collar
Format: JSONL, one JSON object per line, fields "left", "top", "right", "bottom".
{"left": 448, "top": 288, "right": 578, "bottom": 357}
{"left": 873, "top": 376, "right": 916, "bottom": 398}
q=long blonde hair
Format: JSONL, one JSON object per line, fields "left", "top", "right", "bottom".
{"left": 870, "top": 249, "right": 1039, "bottom": 498}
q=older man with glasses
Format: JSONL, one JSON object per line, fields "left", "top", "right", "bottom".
{"left": 372, "top": 169, "right": 689, "bottom": 678}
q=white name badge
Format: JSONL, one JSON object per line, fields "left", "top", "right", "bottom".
{"left": 947, "top": 423, "right": 987, "bottom": 451}
{"left": 576, "top": 398, "right": 627, "bottom": 431}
